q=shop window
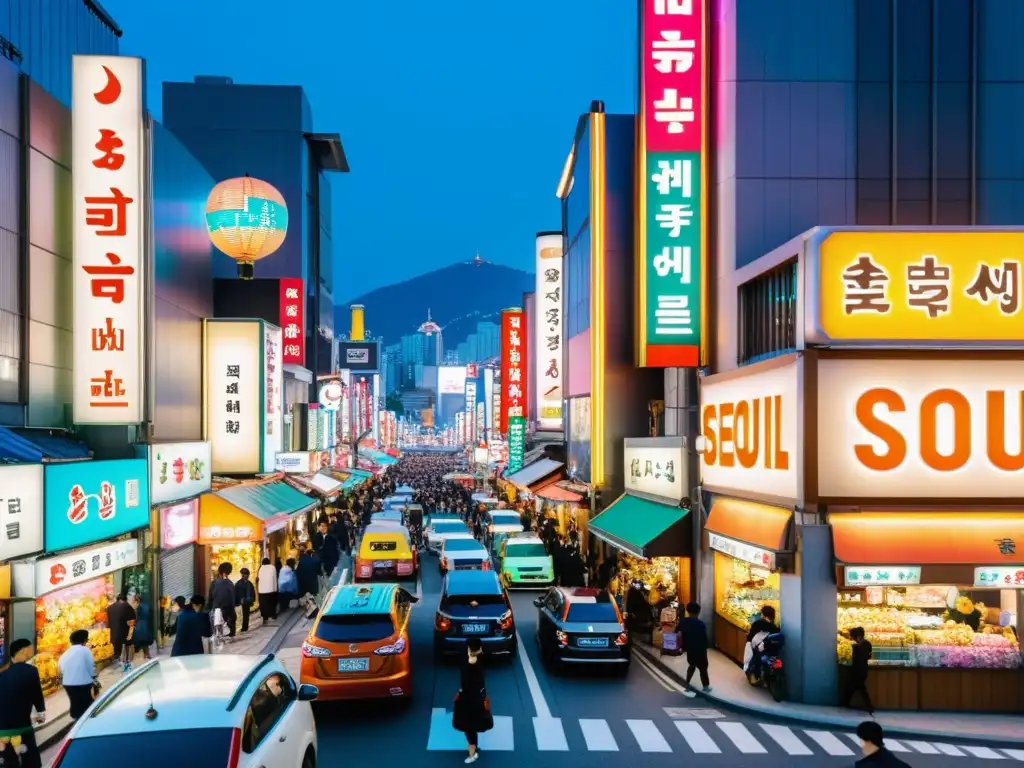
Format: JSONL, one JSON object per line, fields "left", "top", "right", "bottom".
{"left": 837, "top": 584, "right": 1021, "bottom": 670}
{"left": 714, "top": 552, "right": 781, "bottom": 631}
{"left": 737, "top": 260, "right": 798, "bottom": 365}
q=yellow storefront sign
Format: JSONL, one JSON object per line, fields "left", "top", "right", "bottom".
{"left": 198, "top": 494, "right": 264, "bottom": 544}
{"left": 816, "top": 230, "right": 1024, "bottom": 342}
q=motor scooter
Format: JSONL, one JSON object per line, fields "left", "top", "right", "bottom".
{"left": 747, "top": 632, "right": 787, "bottom": 702}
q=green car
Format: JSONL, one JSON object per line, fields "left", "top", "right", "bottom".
{"left": 499, "top": 534, "right": 554, "bottom": 588}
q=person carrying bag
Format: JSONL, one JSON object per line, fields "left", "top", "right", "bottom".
{"left": 452, "top": 638, "right": 493, "bottom": 764}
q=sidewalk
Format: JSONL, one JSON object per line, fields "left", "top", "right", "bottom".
{"left": 634, "top": 641, "right": 1024, "bottom": 745}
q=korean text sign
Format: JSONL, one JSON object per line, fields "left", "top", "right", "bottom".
{"left": 279, "top": 277, "right": 305, "bottom": 364}
{"left": 814, "top": 230, "right": 1024, "bottom": 344}
{"left": 263, "top": 323, "right": 284, "bottom": 472}
{"left": 0, "top": 465, "right": 45, "bottom": 561}
{"left": 535, "top": 234, "right": 564, "bottom": 430}
{"left": 500, "top": 309, "right": 527, "bottom": 434}
{"left": 44, "top": 458, "right": 150, "bottom": 552}
{"left": 72, "top": 56, "right": 145, "bottom": 423}
{"left": 149, "top": 442, "right": 211, "bottom": 506}
{"left": 508, "top": 416, "right": 526, "bottom": 474}
{"left": 32, "top": 538, "right": 141, "bottom": 597}
{"left": 204, "top": 320, "right": 263, "bottom": 474}
{"left": 638, "top": 0, "right": 705, "bottom": 367}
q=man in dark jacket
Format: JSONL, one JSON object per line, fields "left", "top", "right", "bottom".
{"left": 855, "top": 721, "right": 910, "bottom": 766}
{"left": 677, "top": 602, "right": 711, "bottom": 691}
{"left": 105, "top": 593, "right": 136, "bottom": 671}
{"left": 297, "top": 546, "right": 321, "bottom": 598}
{"left": 0, "top": 638, "right": 46, "bottom": 768}
{"left": 207, "top": 562, "right": 236, "bottom": 637}
{"left": 313, "top": 519, "right": 341, "bottom": 577}
{"left": 234, "top": 568, "right": 257, "bottom": 632}
{"left": 171, "top": 595, "right": 213, "bottom": 656}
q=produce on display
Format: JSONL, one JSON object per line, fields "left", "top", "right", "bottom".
{"left": 33, "top": 576, "right": 115, "bottom": 693}
{"left": 715, "top": 554, "right": 780, "bottom": 631}
{"left": 209, "top": 542, "right": 261, "bottom": 584}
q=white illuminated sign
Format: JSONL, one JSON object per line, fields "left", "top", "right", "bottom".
{"left": 204, "top": 321, "right": 262, "bottom": 474}
{"left": 19, "top": 538, "right": 141, "bottom": 598}
{"left": 149, "top": 442, "right": 212, "bottom": 505}
{"left": 708, "top": 532, "right": 776, "bottom": 570}
{"left": 263, "top": 323, "right": 283, "bottom": 472}
{"left": 72, "top": 55, "right": 145, "bottom": 424}
{"left": 844, "top": 566, "right": 922, "bottom": 587}
{"left": 0, "top": 465, "right": 44, "bottom": 561}
{"left": 535, "top": 233, "right": 564, "bottom": 430}
{"left": 439, "top": 366, "right": 468, "bottom": 395}
{"left": 466, "top": 381, "right": 477, "bottom": 443}
{"left": 624, "top": 439, "right": 686, "bottom": 500}
{"left": 818, "top": 358, "right": 1024, "bottom": 499}
{"left": 974, "top": 566, "right": 1024, "bottom": 588}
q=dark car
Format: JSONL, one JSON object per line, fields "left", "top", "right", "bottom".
{"left": 533, "top": 587, "right": 630, "bottom": 673}
{"left": 434, "top": 570, "right": 517, "bottom": 659}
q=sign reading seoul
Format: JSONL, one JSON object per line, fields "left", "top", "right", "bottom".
{"left": 44, "top": 459, "right": 149, "bottom": 552}
{"left": 700, "top": 359, "right": 799, "bottom": 501}
{"left": 72, "top": 55, "right": 145, "bottom": 424}
{"left": 638, "top": 0, "right": 705, "bottom": 368}
{"left": 280, "top": 277, "right": 305, "bottom": 364}
{"left": 817, "top": 358, "right": 1024, "bottom": 499}
{"left": 500, "top": 309, "right": 528, "bottom": 434}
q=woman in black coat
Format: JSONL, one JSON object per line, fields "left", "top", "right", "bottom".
{"left": 452, "top": 638, "right": 492, "bottom": 764}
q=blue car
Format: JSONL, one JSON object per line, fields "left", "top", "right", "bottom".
{"left": 434, "top": 571, "right": 517, "bottom": 659}
{"left": 534, "top": 587, "right": 630, "bottom": 674}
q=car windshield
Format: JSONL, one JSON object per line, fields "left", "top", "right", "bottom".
{"left": 368, "top": 540, "right": 397, "bottom": 552}
{"left": 445, "top": 539, "right": 485, "bottom": 552}
{"left": 59, "top": 730, "right": 235, "bottom": 767}
{"left": 433, "top": 522, "right": 468, "bottom": 534}
{"left": 507, "top": 543, "right": 547, "bottom": 559}
{"left": 443, "top": 593, "right": 508, "bottom": 618}
{"left": 566, "top": 602, "right": 620, "bottom": 623}
{"left": 315, "top": 613, "right": 395, "bottom": 643}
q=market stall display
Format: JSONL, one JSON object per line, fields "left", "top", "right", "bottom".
{"left": 209, "top": 542, "right": 261, "bottom": 584}
{"left": 715, "top": 553, "right": 781, "bottom": 630}
{"left": 33, "top": 576, "right": 114, "bottom": 694}
{"left": 613, "top": 553, "right": 679, "bottom": 603}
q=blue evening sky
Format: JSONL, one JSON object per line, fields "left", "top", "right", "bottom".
{"left": 103, "top": 0, "right": 637, "bottom": 300}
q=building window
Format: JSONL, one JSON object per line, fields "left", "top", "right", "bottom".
{"left": 737, "top": 260, "right": 797, "bottom": 365}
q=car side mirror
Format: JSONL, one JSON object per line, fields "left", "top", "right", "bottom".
{"left": 297, "top": 684, "right": 319, "bottom": 702}
{"left": 533, "top": 598, "right": 544, "bottom": 608}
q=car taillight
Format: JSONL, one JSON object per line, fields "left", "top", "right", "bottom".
{"left": 556, "top": 630, "right": 569, "bottom": 646}
{"left": 375, "top": 636, "right": 407, "bottom": 655}
{"left": 302, "top": 641, "right": 331, "bottom": 658}
{"left": 615, "top": 631, "right": 629, "bottom": 646}
{"left": 397, "top": 560, "right": 413, "bottom": 573}
{"left": 436, "top": 613, "right": 451, "bottom": 631}
{"left": 480, "top": 560, "right": 491, "bottom": 570}
{"left": 49, "top": 738, "right": 72, "bottom": 768}
{"left": 498, "top": 609, "right": 514, "bottom": 631}
{"left": 441, "top": 557, "right": 449, "bottom": 570}
{"left": 227, "top": 727, "right": 242, "bottom": 768}
{"left": 356, "top": 560, "right": 372, "bottom": 577}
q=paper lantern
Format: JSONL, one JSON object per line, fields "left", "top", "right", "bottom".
{"left": 205, "top": 175, "right": 288, "bottom": 278}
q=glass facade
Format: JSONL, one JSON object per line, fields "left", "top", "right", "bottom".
{"left": 737, "top": 260, "right": 798, "bottom": 365}
{"left": 565, "top": 120, "right": 591, "bottom": 340}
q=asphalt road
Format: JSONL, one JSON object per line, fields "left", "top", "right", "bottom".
{"left": 309, "top": 553, "right": 1024, "bottom": 767}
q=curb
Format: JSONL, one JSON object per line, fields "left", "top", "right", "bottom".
{"left": 260, "top": 606, "right": 306, "bottom": 654}
{"left": 632, "top": 644, "right": 1024, "bottom": 746}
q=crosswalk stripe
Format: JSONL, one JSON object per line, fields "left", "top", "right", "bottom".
{"left": 804, "top": 730, "right": 855, "bottom": 756}
{"left": 906, "top": 741, "right": 941, "bottom": 754}
{"left": 842, "top": 732, "right": 911, "bottom": 753}
{"left": 935, "top": 743, "right": 967, "bottom": 756}
{"left": 626, "top": 719, "right": 672, "bottom": 752}
{"left": 716, "top": 722, "right": 768, "bottom": 754}
{"left": 962, "top": 746, "right": 1007, "bottom": 759}
{"left": 533, "top": 717, "right": 569, "bottom": 751}
{"left": 579, "top": 718, "right": 619, "bottom": 751}
{"left": 1002, "top": 749, "right": 1024, "bottom": 761}
{"left": 673, "top": 721, "right": 722, "bottom": 754}
{"left": 759, "top": 724, "right": 813, "bottom": 755}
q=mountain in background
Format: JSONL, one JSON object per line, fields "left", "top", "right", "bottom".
{"left": 336, "top": 262, "right": 535, "bottom": 349}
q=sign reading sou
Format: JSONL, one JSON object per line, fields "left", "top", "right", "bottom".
{"left": 507, "top": 416, "right": 526, "bottom": 474}
{"left": 204, "top": 320, "right": 262, "bottom": 474}
{"left": 624, "top": 438, "right": 685, "bottom": 500}
{"left": 72, "top": 56, "right": 145, "bottom": 424}
{"left": 637, "top": 0, "right": 705, "bottom": 368}
{"left": 500, "top": 308, "right": 527, "bottom": 434}
{"left": 535, "top": 234, "right": 564, "bottom": 430}
{"left": 279, "top": 277, "right": 305, "bottom": 364}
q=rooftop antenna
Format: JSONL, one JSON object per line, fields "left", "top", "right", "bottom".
{"left": 145, "top": 686, "right": 158, "bottom": 720}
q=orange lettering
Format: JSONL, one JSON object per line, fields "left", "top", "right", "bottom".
{"left": 735, "top": 399, "right": 759, "bottom": 468}
{"left": 987, "top": 390, "right": 1024, "bottom": 471}
{"left": 773, "top": 394, "right": 790, "bottom": 470}
{"left": 854, "top": 388, "right": 907, "bottom": 471}
{"left": 919, "top": 389, "right": 970, "bottom": 471}
{"left": 702, "top": 405, "right": 717, "bottom": 465}
{"left": 719, "top": 402, "right": 735, "bottom": 467}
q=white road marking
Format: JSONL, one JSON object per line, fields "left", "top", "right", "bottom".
{"left": 715, "top": 722, "right": 768, "bottom": 754}
{"left": 532, "top": 717, "right": 569, "bottom": 751}
{"left": 1002, "top": 748, "right": 1024, "bottom": 760}
{"left": 633, "top": 651, "right": 688, "bottom": 694}
{"left": 804, "top": 729, "right": 855, "bottom": 756}
{"left": 414, "top": 573, "right": 422, "bottom": 600}
{"left": 962, "top": 745, "right": 1007, "bottom": 759}
{"left": 759, "top": 724, "right": 813, "bottom": 755}
{"left": 514, "top": 630, "right": 551, "bottom": 719}
{"left": 673, "top": 721, "right": 722, "bottom": 753}
{"left": 843, "top": 732, "right": 911, "bottom": 752}
{"left": 905, "top": 741, "right": 941, "bottom": 754}
{"left": 663, "top": 707, "right": 724, "bottom": 719}
{"left": 935, "top": 743, "right": 967, "bottom": 756}
{"left": 579, "top": 718, "right": 619, "bottom": 751}
{"left": 626, "top": 719, "right": 672, "bottom": 752}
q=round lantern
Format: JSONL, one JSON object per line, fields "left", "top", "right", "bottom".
{"left": 205, "top": 174, "right": 288, "bottom": 279}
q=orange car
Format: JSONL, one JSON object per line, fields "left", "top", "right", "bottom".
{"left": 300, "top": 583, "right": 418, "bottom": 701}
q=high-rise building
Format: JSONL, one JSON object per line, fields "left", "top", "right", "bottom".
{"left": 383, "top": 342, "right": 403, "bottom": 393}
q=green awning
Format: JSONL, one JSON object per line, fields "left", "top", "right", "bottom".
{"left": 215, "top": 481, "right": 317, "bottom": 533}
{"left": 590, "top": 492, "right": 692, "bottom": 559}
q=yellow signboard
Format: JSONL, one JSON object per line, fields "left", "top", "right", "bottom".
{"left": 817, "top": 230, "right": 1024, "bottom": 342}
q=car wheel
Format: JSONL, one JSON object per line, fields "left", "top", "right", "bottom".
{"left": 302, "top": 747, "right": 316, "bottom": 768}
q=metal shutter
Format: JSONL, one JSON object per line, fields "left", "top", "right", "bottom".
{"left": 160, "top": 544, "right": 196, "bottom": 601}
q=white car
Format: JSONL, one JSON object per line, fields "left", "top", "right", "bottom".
{"left": 440, "top": 537, "right": 491, "bottom": 573}
{"left": 50, "top": 654, "right": 318, "bottom": 768}
{"left": 427, "top": 520, "right": 474, "bottom": 555}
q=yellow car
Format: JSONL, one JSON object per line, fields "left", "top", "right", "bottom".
{"left": 355, "top": 526, "right": 418, "bottom": 581}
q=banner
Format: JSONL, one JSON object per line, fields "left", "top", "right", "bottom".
{"left": 500, "top": 308, "right": 527, "bottom": 434}
{"left": 535, "top": 233, "right": 564, "bottom": 430}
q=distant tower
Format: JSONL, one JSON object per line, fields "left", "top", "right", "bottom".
{"left": 417, "top": 308, "right": 444, "bottom": 365}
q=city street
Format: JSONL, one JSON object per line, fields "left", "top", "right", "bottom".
{"left": 308, "top": 560, "right": 1024, "bottom": 766}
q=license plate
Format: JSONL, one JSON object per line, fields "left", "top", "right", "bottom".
{"left": 338, "top": 657, "right": 370, "bottom": 672}
{"left": 374, "top": 560, "right": 394, "bottom": 568}
{"left": 577, "top": 637, "right": 609, "bottom": 648}
{"left": 463, "top": 623, "right": 489, "bottom": 634}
